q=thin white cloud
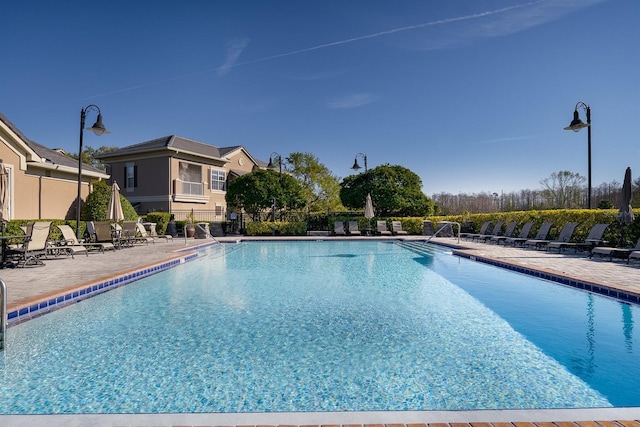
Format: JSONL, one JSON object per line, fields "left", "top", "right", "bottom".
{"left": 218, "top": 38, "right": 250, "bottom": 75}
{"left": 476, "top": 135, "right": 534, "bottom": 145}
{"left": 327, "top": 93, "right": 377, "bottom": 109}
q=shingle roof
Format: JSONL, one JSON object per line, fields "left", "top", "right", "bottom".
{"left": 95, "top": 135, "right": 226, "bottom": 160}
{"left": 0, "top": 112, "right": 105, "bottom": 174}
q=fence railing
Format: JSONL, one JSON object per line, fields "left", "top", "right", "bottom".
{"left": 172, "top": 209, "right": 227, "bottom": 222}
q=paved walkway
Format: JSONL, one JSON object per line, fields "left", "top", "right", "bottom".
{"left": 2, "top": 234, "right": 640, "bottom": 426}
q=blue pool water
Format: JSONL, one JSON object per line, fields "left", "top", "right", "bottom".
{"left": 0, "top": 240, "right": 637, "bottom": 414}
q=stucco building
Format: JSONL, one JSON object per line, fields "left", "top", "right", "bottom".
{"left": 96, "top": 135, "right": 264, "bottom": 221}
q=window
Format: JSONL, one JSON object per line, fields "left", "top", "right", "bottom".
{"left": 178, "top": 162, "right": 203, "bottom": 195}
{"left": 125, "top": 164, "right": 137, "bottom": 189}
{"left": 210, "top": 169, "right": 226, "bottom": 191}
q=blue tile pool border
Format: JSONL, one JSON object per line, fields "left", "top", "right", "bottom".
{"left": 451, "top": 249, "right": 640, "bottom": 305}
{"left": 6, "top": 249, "right": 205, "bottom": 327}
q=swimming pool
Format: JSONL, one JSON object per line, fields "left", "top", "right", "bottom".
{"left": 0, "top": 240, "right": 637, "bottom": 414}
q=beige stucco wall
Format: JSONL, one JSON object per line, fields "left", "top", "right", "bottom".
{"left": 0, "top": 127, "right": 99, "bottom": 221}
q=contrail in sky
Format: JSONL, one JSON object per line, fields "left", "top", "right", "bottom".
{"left": 70, "top": 0, "right": 546, "bottom": 103}
{"left": 223, "top": 0, "right": 546, "bottom": 71}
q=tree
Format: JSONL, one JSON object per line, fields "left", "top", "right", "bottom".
{"left": 340, "top": 164, "right": 434, "bottom": 216}
{"left": 540, "top": 170, "right": 586, "bottom": 208}
{"left": 68, "top": 145, "right": 119, "bottom": 170}
{"left": 226, "top": 169, "right": 306, "bottom": 221}
{"left": 82, "top": 180, "right": 138, "bottom": 221}
{"left": 285, "top": 152, "right": 345, "bottom": 213}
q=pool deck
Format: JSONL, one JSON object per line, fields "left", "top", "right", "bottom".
{"left": 2, "top": 234, "right": 640, "bottom": 426}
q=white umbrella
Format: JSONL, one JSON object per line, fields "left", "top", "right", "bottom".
{"left": 0, "top": 162, "right": 9, "bottom": 222}
{"left": 364, "top": 193, "right": 375, "bottom": 220}
{"left": 107, "top": 181, "right": 124, "bottom": 222}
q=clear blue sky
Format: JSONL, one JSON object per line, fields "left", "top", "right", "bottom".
{"left": 3, "top": 0, "right": 639, "bottom": 195}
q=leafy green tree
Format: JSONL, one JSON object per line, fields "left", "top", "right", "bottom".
{"left": 68, "top": 145, "right": 119, "bottom": 170}
{"left": 226, "top": 169, "right": 306, "bottom": 221}
{"left": 82, "top": 180, "right": 138, "bottom": 221}
{"left": 340, "top": 164, "right": 434, "bottom": 216}
{"left": 286, "top": 152, "right": 345, "bottom": 213}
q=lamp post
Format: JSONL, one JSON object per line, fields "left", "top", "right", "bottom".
{"left": 267, "top": 152, "right": 282, "bottom": 221}
{"left": 351, "top": 153, "right": 368, "bottom": 173}
{"left": 564, "top": 101, "right": 592, "bottom": 208}
{"left": 77, "top": 105, "right": 110, "bottom": 238}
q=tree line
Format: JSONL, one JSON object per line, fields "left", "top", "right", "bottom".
{"left": 433, "top": 170, "right": 640, "bottom": 215}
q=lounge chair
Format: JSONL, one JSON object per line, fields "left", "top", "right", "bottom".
{"left": 391, "top": 221, "right": 408, "bottom": 235}
{"left": 500, "top": 222, "right": 534, "bottom": 246}
{"left": 50, "top": 224, "right": 90, "bottom": 258}
{"left": 524, "top": 222, "right": 578, "bottom": 250}
{"left": 547, "top": 223, "right": 609, "bottom": 253}
{"left": 144, "top": 223, "right": 173, "bottom": 241}
{"left": 460, "top": 221, "right": 491, "bottom": 240}
{"left": 512, "top": 222, "right": 553, "bottom": 248}
{"left": 136, "top": 223, "right": 162, "bottom": 243}
{"left": 7, "top": 221, "right": 51, "bottom": 267}
{"left": 376, "top": 221, "right": 392, "bottom": 236}
{"left": 56, "top": 224, "right": 111, "bottom": 254}
{"left": 122, "top": 221, "right": 153, "bottom": 245}
{"left": 348, "top": 221, "right": 361, "bottom": 235}
{"left": 472, "top": 221, "right": 504, "bottom": 242}
{"left": 627, "top": 248, "right": 640, "bottom": 264}
{"left": 87, "top": 221, "right": 119, "bottom": 249}
{"left": 334, "top": 221, "right": 346, "bottom": 236}
{"left": 489, "top": 221, "right": 518, "bottom": 245}
{"left": 591, "top": 237, "right": 640, "bottom": 262}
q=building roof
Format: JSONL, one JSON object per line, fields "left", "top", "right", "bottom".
{"left": 96, "top": 135, "right": 266, "bottom": 168}
{"left": 0, "top": 112, "right": 107, "bottom": 175}
{"left": 95, "top": 135, "right": 228, "bottom": 161}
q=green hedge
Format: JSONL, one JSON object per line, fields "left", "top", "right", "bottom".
{"left": 143, "top": 212, "right": 172, "bottom": 235}
{"left": 425, "top": 209, "right": 637, "bottom": 246}
{"left": 245, "top": 221, "right": 307, "bottom": 236}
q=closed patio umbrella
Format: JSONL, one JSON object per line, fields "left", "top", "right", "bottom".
{"left": 617, "top": 167, "right": 634, "bottom": 246}
{"left": 0, "top": 161, "right": 9, "bottom": 222}
{"left": 364, "top": 193, "right": 374, "bottom": 233}
{"left": 107, "top": 181, "right": 125, "bottom": 223}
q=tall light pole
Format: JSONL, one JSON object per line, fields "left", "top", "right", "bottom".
{"left": 267, "top": 152, "right": 282, "bottom": 221}
{"left": 351, "top": 153, "right": 368, "bottom": 173}
{"left": 77, "top": 105, "right": 110, "bottom": 238}
{"left": 564, "top": 101, "right": 592, "bottom": 208}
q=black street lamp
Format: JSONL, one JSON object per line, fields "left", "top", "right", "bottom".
{"left": 77, "top": 105, "right": 110, "bottom": 238}
{"left": 564, "top": 101, "right": 592, "bottom": 208}
{"left": 267, "top": 152, "right": 282, "bottom": 221}
{"left": 267, "top": 152, "right": 282, "bottom": 181}
{"left": 351, "top": 153, "right": 368, "bottom": 173}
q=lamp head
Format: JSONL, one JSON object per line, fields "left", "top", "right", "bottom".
{"left": 564, "top": 110, "right": 590, "bottom": 132}
{"left": 351, "top": 158, "right": 361, "bottom": 171}
{"left": 267, "top": 157, "right": 277, "bottom": 169}
{"left": 86, "top": 113, "right": 110, "bottom": 136}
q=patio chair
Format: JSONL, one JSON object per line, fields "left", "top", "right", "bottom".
{"left": 136, "top": 223, "right": 160, "bottom": 243}
{"left": 391, "top": 221, "right": 408, "bottom": 235}
{"left": 122, "top": 221, "right": 153, "bottom": 245}
{"left": 472, "top": 221, "right": 504, "bottom": 243}
{"left": 547, "top": 223, "right": 609, "bottom": 253}
{"left": 500, "top": 222, "right": 534, "bottom": 246}
{"left": 8, "top": 221, "right": 51, "bottom": 267}
{"left": 524, "top": 222, "right": 578, "bottom": 250}
{"left": 84, "top": 222, "right": 116, "bottom": 251}
{"left": 376, "top": 221, "right": 392, "bottom": 236}
{"left": 460, "top": 221, "right": 491, "bottom": 240}
{"left": 334, "top": 221, "right": 346, "bottom": 236}
{"left": 88, "top": 221, "right": 121, "bottom": 249}
{"left": 50, "top": 224, "right": 91, "bottom": 258}
{"left": 348, "top": 221, "right": 361, "bottom": 235}
{"left": 143, "top": 223, "right": 173, "bottom": 242}
{"left": 591, "top": 237, "right": 640, "bottom": 262}
{"left": 511, "top": 222, "right": 553, "bottom": 248}
{"left": 489, "top": 221, "right": 518, "bottom": 245}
